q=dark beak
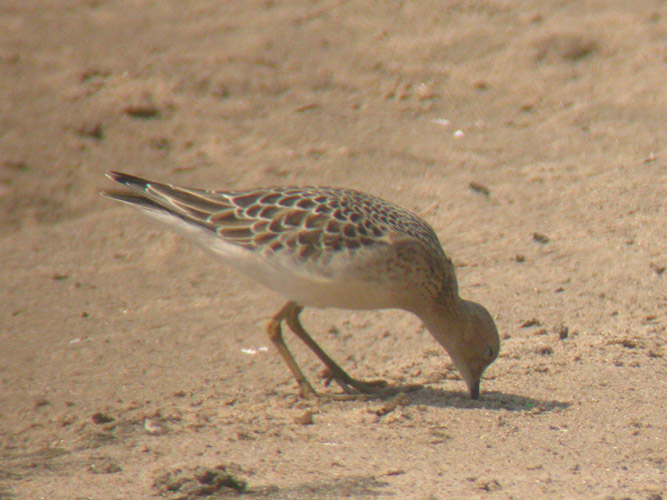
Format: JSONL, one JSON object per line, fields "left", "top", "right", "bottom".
{"left": 469, "top": 380, "right": 480, "bottom": 400}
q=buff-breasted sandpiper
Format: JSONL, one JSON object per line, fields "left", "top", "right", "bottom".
{"left": 103, "top": 172, "right": 500, "bottom": 400}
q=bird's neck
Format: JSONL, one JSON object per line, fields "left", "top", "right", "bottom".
{"left": 415, "top": 295, "right": 466, "bottom": 349}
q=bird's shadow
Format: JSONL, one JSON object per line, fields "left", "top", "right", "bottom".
{"left": 369, "top": 384, "right": 571, "bottom": 413}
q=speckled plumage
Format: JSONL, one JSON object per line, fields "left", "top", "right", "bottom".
{"left": 118, "top": 181, "right": 443, "bottom": 257}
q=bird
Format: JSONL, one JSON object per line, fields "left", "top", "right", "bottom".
{"left": 102, "top": 171, "right": 500, "bottom": 400}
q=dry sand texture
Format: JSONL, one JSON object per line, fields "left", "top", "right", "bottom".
{"left": 1, "top": 1, "right": 665, "bottom": 499}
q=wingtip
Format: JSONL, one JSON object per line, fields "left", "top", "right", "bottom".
{"left": 104, "top": 171, "right": 154, "bottom": 192}
{"left": 105, "top": 171, "right": 140, "bottom": 184}
{"left": 102, "top": 172, "right": 122, "bottom": 199}
{"left": 100, "top": 189, "right": 125, "bottom": 200}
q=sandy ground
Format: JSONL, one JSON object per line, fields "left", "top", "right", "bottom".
{"left": 1, "top": 1, "right": 665, "bottom": 499}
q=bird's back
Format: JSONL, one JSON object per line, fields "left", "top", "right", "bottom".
{"left": 104, "top": 172, "right": 459, "bottom": 310}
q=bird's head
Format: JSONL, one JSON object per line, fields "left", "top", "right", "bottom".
{"left": 424, "top": 298, "right": 500, "bottom": 399}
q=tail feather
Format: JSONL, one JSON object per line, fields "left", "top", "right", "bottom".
{"left": 102, "top": 171, "right": 253, "bottom": 261}
{"left": 103, "top": 171, "right": 233, "bottom": 219}
{"left": 102, "top": 171, "right": 216, "bottom": 231}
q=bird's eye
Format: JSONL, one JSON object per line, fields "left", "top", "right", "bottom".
{"left": 485, "top": 346, "right": 495, "bottom": 360}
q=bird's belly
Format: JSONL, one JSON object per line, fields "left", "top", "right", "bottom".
{"left": 224, "top": 252, "right": 397, "bottom": 310}
{"left": 247, "top": 259, "right": 397, "bottom": 310}
{"left": 265, "top": 270, "right": 395, "bottom": 310}
{"left": 194, "top": 229, "right": 405, "bottom": 310}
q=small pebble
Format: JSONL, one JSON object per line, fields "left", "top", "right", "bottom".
{"left": 294, "top": 411, "right": 314, "bottom": 425}
{"left": 91, "top": 412, "right": 115, "bottom": 424}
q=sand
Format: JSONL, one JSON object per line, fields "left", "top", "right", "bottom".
{"left": 1, "top": 1, "right": 665, "bottom": 498}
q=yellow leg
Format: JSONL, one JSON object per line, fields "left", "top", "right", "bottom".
{"left": 284, "top": 303, "right": 387, "bottom": 394}
{"left": 266, "top": 302, "right": 385, "bottom": 399}
{"left": 266, "top": 302, "right": 318, "bottom": 399}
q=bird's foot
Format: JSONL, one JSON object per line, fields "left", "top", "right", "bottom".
{"left": 319, "top": 368, "right": 388, "bottom": 394}
{"left": 298, "top": 381, "right": 371, "bottom": 401}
